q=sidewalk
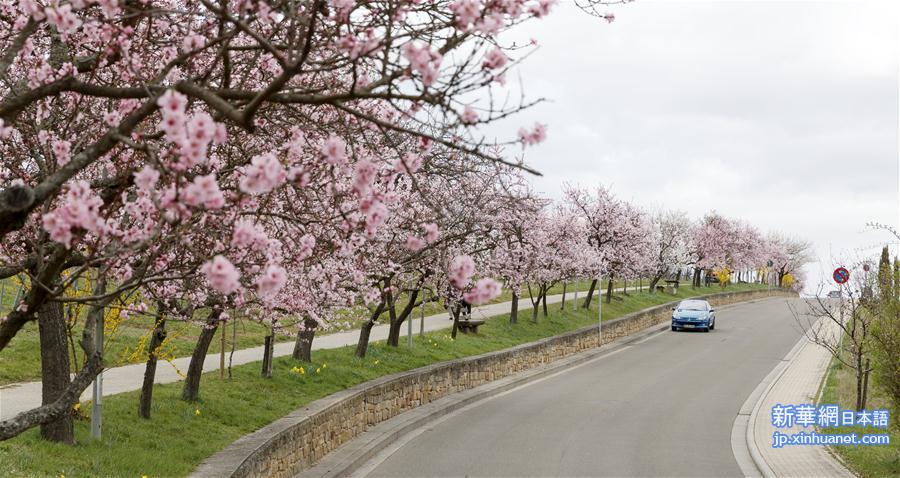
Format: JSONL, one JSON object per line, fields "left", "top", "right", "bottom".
{"left": 749, "top": 318, "right": 855, "bottom": 477}
{"left": 0, "top": 286, "right": 626, "bottom": 420}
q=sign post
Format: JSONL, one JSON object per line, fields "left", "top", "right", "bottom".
{"left": 598, "top": 276, "right": 603, "bottom": 347}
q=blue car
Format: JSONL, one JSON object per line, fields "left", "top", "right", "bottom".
{"left": 671, "top": 299, "right": 716, "bottom": 332}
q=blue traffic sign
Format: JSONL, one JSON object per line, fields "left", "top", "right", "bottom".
{"left": 833, "top": 267, "right": 850, "bottom": 284}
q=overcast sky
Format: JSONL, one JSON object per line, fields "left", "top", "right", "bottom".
{"left": 489, "top": 0, "right": 899, "bottom": 290}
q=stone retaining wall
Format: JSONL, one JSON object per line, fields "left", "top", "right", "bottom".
{"left": 192, "top": 288, "right": 794, "bottom": 478}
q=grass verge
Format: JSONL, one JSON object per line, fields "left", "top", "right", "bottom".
{"left": 820, "top": 357, "right": 900, "bottom": 477}
{"left": 0, "top": 278, "right": 647, "bottom": 385}
{"left": 0, "top": 283, "right": 763, "bottom": 477}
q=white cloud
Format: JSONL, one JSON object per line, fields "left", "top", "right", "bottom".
{"left": 482, "top": 0, "right": 900, "bottom": 289}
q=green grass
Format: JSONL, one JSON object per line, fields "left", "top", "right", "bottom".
{"left": 0, "top": 283, "right": 766, "bottom": 477}
{"left": 820, "top": 357, "right": 900, "bottom": 477}
{"left": 0, "top": 277, "right": 650, "bottom": 385}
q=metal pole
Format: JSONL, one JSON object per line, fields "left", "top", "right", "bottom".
{"left": 91, "top": 305, "right": 104, "bottom": 440}
{"left": 598, "top": 276, "right": 603, "bottom": 346}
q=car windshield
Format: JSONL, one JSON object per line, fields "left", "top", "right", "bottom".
{"left": 678, "top": 300, "right": 707, "bottom": 311}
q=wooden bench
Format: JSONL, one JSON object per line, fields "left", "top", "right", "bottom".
{"left": 457, "top": 319, "right": 486, "bottom": 334}
{"left": 664, "top": 280, "right": 680, "bottom": 294}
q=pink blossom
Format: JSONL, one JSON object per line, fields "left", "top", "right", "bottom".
{"left": 352, "top": 158, "right": 378, "bottom": 196}
{"left": 298, "top": 234, "right": 316, "bottom": 260}
{"left": 239, "top": 152, "right": 286, "bottom": 195}
{"left": 0, "top": 120, "right": 14, "bottom": 139}
{"left": 256, "top": 264, "right": 288, "bottom": 301}
{"left": 449, "top": 0, "right": 482, "bottom": 30}
{"left": 96, "top": 0, "right": 120, "bottom": 17}
{"left": 461, "top": 105, "right": 478, "bottom": 125}
{"left": 187, "top": 112, "right": 217, "bottom": 144}
{"left": 464, "top": 278, "right": 502, "bottom": 305}
{"left": 20, "top": 0, "right": 45, "bottom": 20}
{"left": 133, "top": 165, "right": 160, "bottom": 191}
{"left": 201, "top": 255, "right": 241, "bottom": 295}
{"left": 603, "top": 12, "right": 615, "bottom": 23}
{"left": 157, "top": 90, "right": 187, "bottom": 118}
{"left": 181, "top": 173, "right": 225, "bottom": 209}
{"left": 330, "top": 0, "right": 355, "bottom": 21}
{"left": 401, "top": 43, "right": 443, "bottom": 87}
{"left": 231, "top": 219, "right": 269, "bottom": 251}
{"left": 528, "top": 0, "right": 555, "bottom": 18}
{"left": 449, "top": 254, "right": 476, "bottom": 289}
{"left": 52, "top": 139, "right": 72, "bottom": 166}
{"left": 405, "top": 235, "right": 425, "bottom": 252}
{"left": 321, "top": 135, "right": 348, "bottom": 165}
{"left": 423, "top": 223, "right": 440, "bottom": 243}
{"left": 41, "top": 180, "right": 104, "bottom": 248}
{"left": 518, "top": 122, "right": 547, "bottom": 147}
{"left": 394, "top": 153, "right": 422, "bottom": 174}
{"left": 364, "top": 200, "right": 389, "bottom": 236}
{"left": 482, "top": 48, "right": 508, "bottom": 71}
{"left": 44, "top": 4, "right": 81, "bottom": 35}
{"left": 181, "top": 33, "right": 206, "bottom": 53}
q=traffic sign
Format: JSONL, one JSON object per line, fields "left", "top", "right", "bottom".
{"left": 863, "top": 264, "right": 870, "bottom": 272}
{"left": 833, "top": 267, "right": 850, "bottom": 284}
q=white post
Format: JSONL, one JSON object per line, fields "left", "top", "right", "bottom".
{"left": 419, "top": 299, "right": 425, "bottom": 336}
{"left": 91, "top": 306, "right": 103, "bottom": 440}
{"left": 573, "top": 278, "right": 579, "bottom": 312}
{"left": 407, "top": 300, "right": 413, "bottom": 347}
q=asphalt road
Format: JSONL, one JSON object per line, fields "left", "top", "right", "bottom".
{"left": 364, "top": 297, "right": 807, "bottom": 477}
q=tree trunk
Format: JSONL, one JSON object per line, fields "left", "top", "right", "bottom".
{"left": 38, "top": 300, "right": 74, "bottom": 444}
{"left": 292, "top": 319, "right": 317, "bottom": 362}
{"left": 541, "top": 286, "right": 548, "bottom": 317}
{"left": 181, "top": 309, "right": 222, "bottom": 402}
{"left": 138, "top": 312, "right": 167, "bottom": 419}
{"left": 560, "top": 282, "right": 567, "bottom": 310}
{"left": 355, "top": 302, "right": 385, "bottom": 358}
{"left": 261, "top": 333, "right": 274, "bottom": 378}
{"left": 387, "top": 289, "right": 419, "bottom": 347}
{"left": 606, "top": 275, "right": 614, "bottom": 304}
{"left": 450, "top": 303, "right": 462, "bottom": 339}
{"left": 355, "top": 321, "right": 375, "bottom": 358}
{"left": 861, "top": 359, "right": 871, "bottom": 410}
{"left": 510, "top": 293, "right": 519, "bottom": 324}
{"left": 582, "top": 279, "right": 598, "bottom": 309}
{"left": 693, "top": 268, "right": 701, "bottom": 288}
{"left": 649, "top": 276, "right": 661, "bottom": 295}
{"left": 856, "top": 353, "right": 864, "bottom": 410}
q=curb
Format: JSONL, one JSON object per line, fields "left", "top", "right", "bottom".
{"left": 736, "top": 314, "right": 857, "bottom": 478}
{"left": 734, "top": 329, "right": 808, "bottom": 478}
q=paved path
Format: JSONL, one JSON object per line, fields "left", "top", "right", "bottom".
{"left": 0, "top": 286, "right": 626, "bottom": 420}
{"left": 750, "top": 316, "right": 855, "bottom": 477}
{"left": 362, "top": 297, "right": 806, "bottom": 477}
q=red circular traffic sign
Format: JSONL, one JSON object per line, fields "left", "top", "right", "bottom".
{"left": 833, "top": 267, "right": 850, "bottom": 284}
{"left": 863, "top": 264, "right": 870, "bottom": 272}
